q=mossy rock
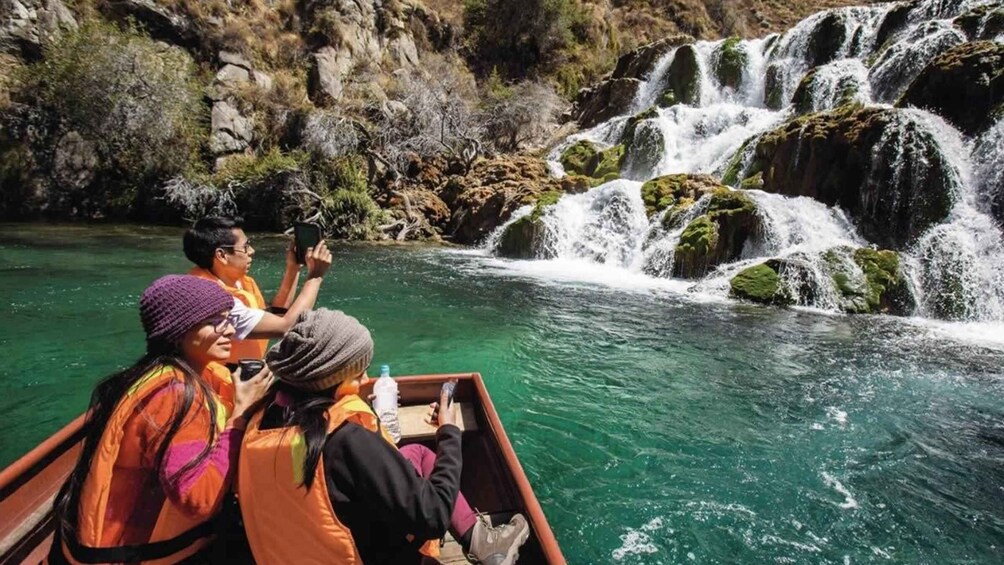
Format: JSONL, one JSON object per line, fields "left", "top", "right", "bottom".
{"left": 721, "top": 136, "right": 756, "bottom": 186}
{"left": 591, "top": 144, "right": 624, "bottom": 179}
{"left": 713, "top": 37, "right": 748, "bottom": 90}
{"left": 898, "top": 41, "right": 1004, "bottom": 136}
{"left": 739, "top": 171, "right": 763, "bottom": 191}
{"left": 824, "top": 246, "right": 915, "bottom": 314}
{"left": 531, "top": 190, "right": 562, "bottom": 219}
{"left": 673, "top": 215, "right": 717, "bottom": 276}
{"left": 750, "top": 104, "right": 956, "bottom": 249}
{"left": 730, "top": 262, "right": 789, "bottom": 305}
{"left": 671, "top": 187, "right": 760, "bottom": 278}
{"left": 658, "top": 89, "right": 678, "bottom": 108}
{"left": 496, "top": 215, "right": 547, "bottom": 259}
{"left": 853, "top": 248, "right": 913, "bottom": 314}
{"left": 663, "top": 44, "right": 701, "bottom": 106}
{"left": 560, "top": 140, "right": 599, "bottom": 176}
{"left": 640, "top": 173, "right": 724, "bottom": 217}
{"left": 622, "top": 106, "right": 660, "bottom": 147}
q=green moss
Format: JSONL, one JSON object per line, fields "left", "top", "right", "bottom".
{"left": 707, "top": 187, "right": 756, "bottom": 216}
{"left": 661, "top": 198, "right": 695, "bottom": 230}
{"left": 657, "top": 90, "right": 678, "bottom": 108}
{"left": 560, "top": 140, "right": 599, "bottom": 176}
{"left": 676, "top": 215, "right": 717, "bottom": 258}
{"left": 591, "top": 144, "right": 624, "bottom": 179}
{"left": 641, "top": 175, "right": 683, "bottom": 217}
{"left": 713, "top": 36, "right": 748, "bottom": 89}
{"left": 739, "top": 171, "right": 763, "bottom": 191}
{"left": 530, "top": 190, "right": 562, "bottom": 220}
{"left": 853, "top": 248, "right": 901, "bottom": 311}
{"left": 729, "top": 263, "right": 781, "bottom": 304}
{"left": 721, "top": 136, "right": 756, "bottom": 186}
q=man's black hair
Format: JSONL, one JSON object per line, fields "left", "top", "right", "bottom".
{"left": 183, "top": 216, "right": 245, "bottom": 269}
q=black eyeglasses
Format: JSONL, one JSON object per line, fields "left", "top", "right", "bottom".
{"left": 203, "top": 313, "right": 235, "bottom": 334}
{"left": 219, "top": 240, "right": 253, "bottom": 255}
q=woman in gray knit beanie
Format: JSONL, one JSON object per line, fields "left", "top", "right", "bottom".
{"left": 241, "top": 309, "right": 530, "bottom": 565}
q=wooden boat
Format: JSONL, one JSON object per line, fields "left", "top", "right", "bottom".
{"left": 0, "top": 373, "right": 565, "bottom": 564}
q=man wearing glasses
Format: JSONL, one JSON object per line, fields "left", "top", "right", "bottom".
{"left": 183, "top": 216, "right": 333, "bottom": 366}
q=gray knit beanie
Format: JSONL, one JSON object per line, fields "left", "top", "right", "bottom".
{"left": 266, "top": 308, "right": 374, "bottom": 391}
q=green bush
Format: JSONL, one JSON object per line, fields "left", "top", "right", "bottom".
{"left": 25, "top": 21, "right": 205, "bottom": 190}
{"left": 463, "top": 0, "right": 581, "bottom": 76}
{"left": 214, "top": 149, "right": 307, "bottom": 187}
{"left": 323, "top": 189, "right": 383, "bottom": 240}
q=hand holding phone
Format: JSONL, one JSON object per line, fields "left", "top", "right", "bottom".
{"left": 237, "top": 359, "right": 265, "bottom": 382}
{"left": 293, "top": 222, "right": 322, "bottom": 265}
{"left": 433, "top": 379, "right": 459, "bottom": 427}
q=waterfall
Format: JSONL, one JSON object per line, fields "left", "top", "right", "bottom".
{"left": 511, "top": 0, "right": 1004, "bottom": 324}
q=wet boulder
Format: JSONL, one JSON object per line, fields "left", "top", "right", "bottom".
{"left": 749, "top": 105, "right": 958, "bottom": 249}
{"left": 729, "top": 262, "right": 792, "bottom": 306}
{"left": 659, "top": 44, "right": 701, "bottom": 107}
{"left": 898, "top": 41, "right": 1004, "bottom": 136}
{"left": 791, "top": 66, "right": 862, "bottom": 115}
{"left": 955, "top": 5, "right": 1004, "bottom": 41}
{"left": 824, "top": 246, "right": 915, "bottom": 315}
{"left": 807, "top": 11, "right": 848, "bottom": 67}
{"left": 712, "top": 37, "right": 748, "bottom": 90}
{"left": 571, "top": 77, "right": 642, "bottom": 128}
{"left": 558, "top": 140, "right": 623, "bottom": 182}
{"left": 672, "top": 188, "right": 760, "bottom": 278}
{"left": 495, "top": 191, "right": 559, "bottom": 259}
{"left": 875, "top": 1, "right": 914, "bottom": 49}
{"left": 763, "top": 63, "right": 786, "bottom": 110}
{"left": 640, "top": 173, "right": 723, "bottom": 222}
{"left": 621, "top": 107, "right": 663, "bottom": 179}
{"left": 611, "top": 35, "right": 694, "bottom": 80}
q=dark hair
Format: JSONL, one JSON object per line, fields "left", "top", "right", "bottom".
{"left": 276, "top": 383, "right": 337, "bottom": 489}
{"left": 53, "top": 339, "right": 220, "bottom": 540}
{"left": 183, "top": 216, "right": 244, "bottom": 269}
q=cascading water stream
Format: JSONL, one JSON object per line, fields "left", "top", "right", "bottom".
{"left": 505, "top": 0, "right": 1003, "bottom": 326}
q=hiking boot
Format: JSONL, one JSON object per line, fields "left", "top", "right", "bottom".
{"left": 467, "top": 513, "right": 530, "bottom": 565}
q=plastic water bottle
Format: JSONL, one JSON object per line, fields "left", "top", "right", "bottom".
{"left": 372, "top": 364, "right": 401, "bottom": 443}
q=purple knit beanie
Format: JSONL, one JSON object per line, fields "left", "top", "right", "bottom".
{"left": 140, "top": 275, "right": 234, "bottom": 344}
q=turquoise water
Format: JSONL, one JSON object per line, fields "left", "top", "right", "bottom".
{"left": 2, "top": 224, "right": 1004, "bottom": 563}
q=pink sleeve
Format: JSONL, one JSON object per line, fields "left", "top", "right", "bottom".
{"left": 141, "top": 383, "right": 244, "bottom": 520}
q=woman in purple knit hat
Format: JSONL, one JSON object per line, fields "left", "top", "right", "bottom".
{"left": 50, "top": 275, "right": 273, "bottom": 564}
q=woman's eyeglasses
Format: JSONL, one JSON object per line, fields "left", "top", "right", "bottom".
{"left": 204, "top": 313, "right": 235, "bottom": 334}
{"left": 219, "top": 240, "right": 253, "bottom": 255}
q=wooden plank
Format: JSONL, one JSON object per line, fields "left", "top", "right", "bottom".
{"left": 436, "top": 533, "right": 468, "bottom": 564}
{"left": 398, "top": 403, "right": 478, "bottom": 441}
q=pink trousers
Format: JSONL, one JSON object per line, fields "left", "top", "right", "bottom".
{"left": 399, "top": 443, "right": 478, "bottom": 537}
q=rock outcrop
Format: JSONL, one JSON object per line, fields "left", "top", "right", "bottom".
{"left": 898, "top": 41, "right": 1004, "bottom": 136}
{"left": 672, "top": 188, "right": 760, "bottom": 279}
{"left": 0, "top": 0, "right": 76, "bottom": 59}
{"left": 446, "top": 156, "right": 567, "bottom": 244}
{"left": 570, "top": 78, "right": 641, "bottom": 129}
{"left": 747, "top": 104, "right": 958, "bottom": 249}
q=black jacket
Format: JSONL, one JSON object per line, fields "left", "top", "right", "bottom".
{"left": 258, "top": 403, "right": 462, "bottom": 564}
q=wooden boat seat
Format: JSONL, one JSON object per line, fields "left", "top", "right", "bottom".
{"left": 398, "top": 403, "right": 478, "bottom": 441}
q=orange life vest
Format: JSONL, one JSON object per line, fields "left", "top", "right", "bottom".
{"left": 54, "top": 363, "right": 231, "bottom": 565}
{"left": 188, "top": 266, "right": 268, "bottom": 363}
{"left": 238, "top": 395, "right": 440, "bottom": 564}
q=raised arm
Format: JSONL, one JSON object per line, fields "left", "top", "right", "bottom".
{"left": 269, "top": 242, "right": 301, "bottom": 310}
{"left": 247, "top": 242, "right": 332, "bottom": 339}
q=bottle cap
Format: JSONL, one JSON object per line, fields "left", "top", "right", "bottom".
{"left": 380, "top": 364, "right": 390, "bottom": 374}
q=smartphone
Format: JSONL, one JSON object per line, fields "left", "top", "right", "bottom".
{"left": 238, "top": 359, "right": 265, "bottom": 381}
{"left": 293, "top": 222, "right": 322, "bottom": 264}
{"left": 441, "top": 380, "right": 457, "bottom": 406}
